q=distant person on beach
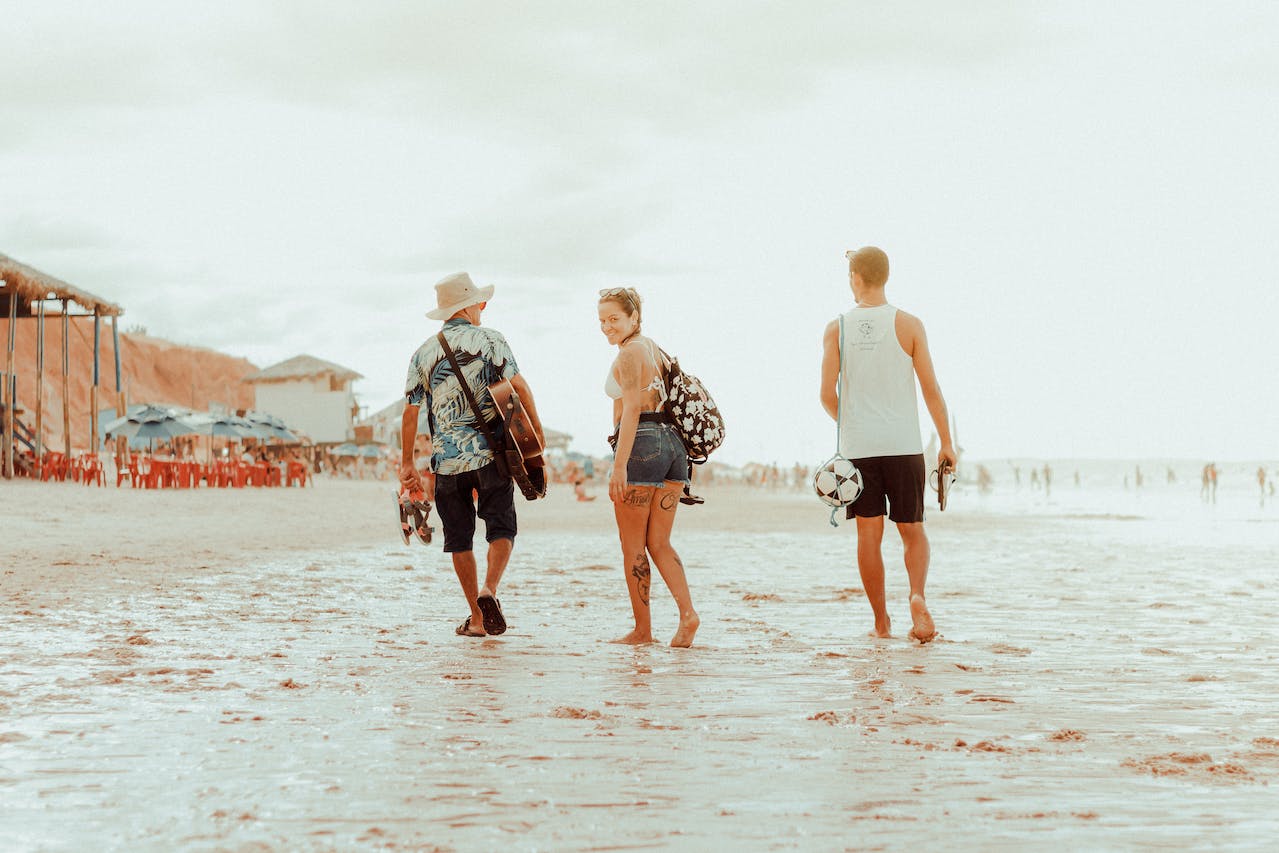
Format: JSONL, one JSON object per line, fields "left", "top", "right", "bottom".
{"left": 1042, "top": 464, "right": 1052, "bottom": 497}
{"left": 1208, "top": 463, "right": 1218, "bottom": 504}
{"left": 820, "top": 246, "right": 955, "bottom": 643}
{"left": 399, "top": 273, "right": 546, "bottom": 639}
{"left": 599, "top": 286, "right": 699, "bottom": 648}
{"left": 1258, "top": 466, "right": 1267, "bottom": 505}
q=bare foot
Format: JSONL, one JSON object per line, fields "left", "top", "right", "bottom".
{"left": 670, "top": 611, "right": 700, "bottom": 648}
{"left": 908, "top": 594, "right": 936, "bottom": 643}
{"left": 610, "top": 628, "right": 654, "bottom": 645}
{"left": 869, "top": 617, "right": 892, "bottom": 638}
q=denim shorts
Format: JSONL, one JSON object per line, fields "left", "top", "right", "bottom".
{"left": 434, "top": 461, "right": 517, "bottom": 553}
{"left": 626, "top": 421, "right": 690, "bottom": 487}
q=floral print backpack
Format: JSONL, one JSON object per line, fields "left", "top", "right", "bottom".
{"left": 660, "top": 349, "right": 725, "bottom": 465}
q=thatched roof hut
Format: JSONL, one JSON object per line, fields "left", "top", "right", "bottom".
{"left": 0, "top": 252, "right": 123, "bottom": 317}
{"left": 2, "top": 251, "right": 126, "bottom": 476}
{"left": 244, "top": 354, "right": 363, "bottom": 384}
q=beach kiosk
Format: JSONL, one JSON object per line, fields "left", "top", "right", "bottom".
{"left": 244, "top": 354, "right": 362, "bottom": 446}
{"left": 1, "top": 253, "right": 125, "bottom": 479}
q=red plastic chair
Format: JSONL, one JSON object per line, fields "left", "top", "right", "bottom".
{"left": 41, "top": 452, "right": 67, "bottom": 482}
{"left": 286, "top": 460, "right": 309, "bottom": 487}
{"left": 78, "top": 454, "right": 105, "bottom": 487}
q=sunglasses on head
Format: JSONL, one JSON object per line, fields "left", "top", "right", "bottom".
{"left": 599, "top": 287, "right": 635, "bottom": 300}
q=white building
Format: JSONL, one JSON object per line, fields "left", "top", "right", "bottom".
{"left": 359, "top": 397, "right": 408, "bottom": 448}
{"left": 244, "top": 355, "right": 362, "bottom": 444}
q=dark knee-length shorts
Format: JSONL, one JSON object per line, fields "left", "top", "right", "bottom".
{"left": 435, "top": 462, "right": 517, "bottom": 553}
{"left": 846, "top": 453, "right": 926, "bottom": 524}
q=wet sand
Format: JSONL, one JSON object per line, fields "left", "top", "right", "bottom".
{"left": 3, "top": 478, "right": 1278, "bottom": 849}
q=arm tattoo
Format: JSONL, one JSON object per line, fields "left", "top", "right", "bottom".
{"left": 616, "top": 346, "right": 644, "bottom": 392}
{"left": 631, "top": 551, "right": 651, "bottom": 606}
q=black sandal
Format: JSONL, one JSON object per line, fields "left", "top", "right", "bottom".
{"left": 930, "top": 463, "right": 956, "bottom": 511}
{"left": 477, "top": 594, "right": 506, "bottom": 635}
{"left": 395, "top": 491, "right": 412, "bottom": 545}
{"left": 455, "top": 617, "right": 485, "bottom": 637}
{"left": 409, "top": 499, "right": 434, "bottom": 545}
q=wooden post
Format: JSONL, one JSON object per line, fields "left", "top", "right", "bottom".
{"left": 91, "top": 309, "right": 101, "bottom": 455}
{"left": 113, "top": 315, "right": 125, "bottom": 469}
{"left": 61, "top": 299, "right": 70, "bottom": 457}
{"left": 3, "top": 289, "right": 15, "bottom": 479}
{"left": 35, "top": 299, "right": 45, "bottom": 468}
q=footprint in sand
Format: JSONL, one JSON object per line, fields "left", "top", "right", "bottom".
{"left": 1122, "top": 752, "right": 1255, "bottom": 782}
{"left": 552, "top": 707, "right": 603, "bottom": 720}
{"left": 990, "top": 643, "right": 1031, "bottom": 656}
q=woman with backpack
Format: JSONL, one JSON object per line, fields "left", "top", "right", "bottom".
{"left": 599, "top": 286, "right": 700, "bottom": 648}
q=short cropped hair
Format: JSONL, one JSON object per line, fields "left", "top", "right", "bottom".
{"left": 848, "top": 246, "right": 890, "bottom": 288}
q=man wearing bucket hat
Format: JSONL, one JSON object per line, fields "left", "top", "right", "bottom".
{"left": 400, "top": 272, "right": 546, "bottom": 638}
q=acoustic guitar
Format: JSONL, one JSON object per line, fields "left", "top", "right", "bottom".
{"left": 489, "top": 378, "right": 547, "bottom": 501}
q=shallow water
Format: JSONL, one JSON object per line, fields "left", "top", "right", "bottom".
{"left": 3, "top": 497, "right": 1279, "bottom": 850}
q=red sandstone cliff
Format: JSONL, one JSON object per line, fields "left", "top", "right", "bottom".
{"left": 6, "top": 317, "right": 257, "bottom": 452}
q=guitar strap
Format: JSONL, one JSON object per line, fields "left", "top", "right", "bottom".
{"left": 436, "top": 331, "right": 510, "bottom": 479}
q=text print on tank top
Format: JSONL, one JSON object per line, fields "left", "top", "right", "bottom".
{"left": 851, "top": 313, "right": 894, "bottom": 351}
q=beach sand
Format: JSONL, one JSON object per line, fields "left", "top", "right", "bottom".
{"left": 3, "top": 476, "right": 1278, "bottom": 849}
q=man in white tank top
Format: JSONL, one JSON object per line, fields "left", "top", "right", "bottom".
{"left": 819, "top": 246, "right": 956, "bottom": 643}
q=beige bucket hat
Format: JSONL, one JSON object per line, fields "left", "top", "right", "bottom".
{"left": 427, "top": 272, "right": 495, "bottom": 320}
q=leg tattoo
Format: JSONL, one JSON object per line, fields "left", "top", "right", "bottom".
{"left": 659, "top": 491, "right": 678, "bottom": 511}
{"left": 631, "top": 551, "right": 651, "bottom": 606}
{"left": 624, "top": 488, "right": 652, "bottom": 507}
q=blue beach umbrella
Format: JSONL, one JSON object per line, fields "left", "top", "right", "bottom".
{"left": 244, "top": 411, "right": 300, "bottom": 442}
{"left": 183, "top": 412, "right": 258, "bottom": 439}
{"left": 102, "top": 405, "right": 201, "bottom": 441}
{"left": 102, "top": 404, "right": 202, "bottom": 453}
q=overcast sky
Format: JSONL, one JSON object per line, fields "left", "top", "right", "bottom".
{"left": 4, "top": 1, "right": 1277, "bottom": 464}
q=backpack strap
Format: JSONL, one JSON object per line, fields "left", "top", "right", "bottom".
{"left": 836, "top": 314, "right": 845, "bottom": 454}
{"left": 829, "top": 315, "right": 846, "bottom": 529}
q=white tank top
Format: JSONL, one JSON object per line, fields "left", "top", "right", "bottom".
{"left": 837, "top": 304, "right": 923, "bottom": 458}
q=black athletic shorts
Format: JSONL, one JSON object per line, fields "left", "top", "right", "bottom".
{"left": 846, "top": 453, "right": 926, "bottom": 524}
{"left": 434, "top": 462, "right": 517, "bottom": 553}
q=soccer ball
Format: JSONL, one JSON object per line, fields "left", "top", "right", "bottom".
{"left": 813, "top": 456, "right": 863, "bottom": 507}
